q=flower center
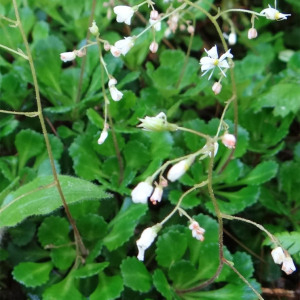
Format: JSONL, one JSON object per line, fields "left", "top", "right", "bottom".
{"left": 213, "top": 59, "right": 219, "bottom": 66}
{"left": 274, "top": 11, "right": 280, "bottom": 20}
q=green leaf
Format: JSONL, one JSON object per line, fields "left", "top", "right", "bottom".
{"left": 208, "top": 186, "right": 260, "bottom": 215}
{"left": 73, "top": 262, "right": 109, "bottom": 278}
{"left": 43, "top": 271, "right": 84, "bottom": 300}
{"left": 121, "top": 257, "right": 152, "bottom": 292}
{"left": 0, "top": 115, "right": 19, "bottom": 138}
{"left": 0, "top": 175, "right": 108, "bottom": 227}
{"left": 77, "top": 214, "right": 108, "bottom": 241}
{"left": 153, "top": 269, "right": 173, "bottom": 300}
{"left": 90, "top": 274, "right": 123, "bottom": 300}
{"left": 103, "top": 204, "right": 147, "bottom": 251}
{"left": 51, "top": 246, "right": 76, "bottom": 270}
{"left": 38, "top": 216, "right": 70, "bottom": 247}
{"left": 123, "top": 140, "right": 150, "bottom": 169}
{"left": 13, "top": 261, "right": 53, "bottom": 287}
{"left": 156, "top": 230, "right": 187, "bottom": 268}
{"left": 240, "top": 161, "right": 278, "bottom": 185}
{"left": 253, "top": 83, "right": 300, "bottom": 117}
{"left": 9, "top": 220, "right": 35, "bottom": 246}
{"left": 15, "top": 129, "right": 44, "bottom": 170}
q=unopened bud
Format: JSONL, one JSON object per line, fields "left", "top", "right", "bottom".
{"left": 75, "top": 49, "right": 86, "bottom": 57}
{"left": 179, "top": 24, "right": 186, "bottom": 31}
{"left": 212, "top": 82, "right": 222, "bottom": 95}
{"left": 222, "top": 133, "right": 236, "bottom": 149}
{"left": 104, "top": 42, "right": 111, "bottom": 51}
{"left": 150, "top": 10, "right": 159, "bottom": 21}
{"left": 110, "top": 46, "right": 121, "bottom": 57}
{"left": 248, "top": 28, "right": 258, "bottom": 39}
{"left": 187, "top": 25, "right": 195, "bottom": 34}
{"left": 60, "top": 51, "right": 76, "bottom": 62}
{"left": 228, "top": 32, "right": 237, "bottom": 45}
{"left": 149, "top": 41, "right": 159, "bottom": 53}
{"left": 89, "top": 20, "right": 99, "bottom": 36}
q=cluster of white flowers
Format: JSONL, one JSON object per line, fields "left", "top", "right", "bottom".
{"left": 271, "top": 247, "right": 296, "bottom": 275}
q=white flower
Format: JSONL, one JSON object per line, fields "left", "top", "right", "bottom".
{"left": 200, "top": 45, "right": 233, "bottom": 80}
{"left": 260, "top": 5, "right": 291, "bottom": 21}
{"left": 271, "top": 247, "right": 285, "bottom": 264}
{"left": 281, "top": 256, "right": 296, "bottom": 275}
{"left": 113, "top": 5, "right": 135, "bottom": 25}
{"left": 150, "top": 185, "right": 163, "bottom": 205}
{"left": 98, "top": 129, "right": 108, "bottom": 145}
{"left": 150, "top": 10, "right": 159, "bottom": 21}
{"left": 110, "top": 46, "right": 121, "bottom": 57}
{"left": 222, "top": 133, "right": 236, "bottom": 149}
{"left": 131, "top": 181, "right": 153, "bottom": 204}
{"left": 149, "top": 19, "right": 161, "bottom": 31}
{"left": 167, "top": 156, "right": 195, "bottom": 182}
{"left": 114, "top": 37, "right": 135, "bottom": 56}
{"left": 189, "top": 221, "right": 205, "bottom": 241}
{"left": 60, "top": 51, "right": 76, "bottom": 62}
{"left": 109, "top": 86, "right": 123, "bottom": 101}
{"left": 248, "top": 28, "right": 258, "bottom": 39}
{"left": 136, "top": 226, "right": 159, "bottom": 261}
{"left": 89, "top": 20, "right": 99, "bottom": 36}
{"left": 212, "top": 82, "right": 222, "bottom": 95}
{"left": 228, "top": 32, "right": 237, "bottom": 45}
{"left": 108, "top": 78, "right": 117, "bottom": 87}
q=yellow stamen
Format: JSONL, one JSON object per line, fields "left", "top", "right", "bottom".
{"left": 213, "top": 59, "right": 219, "bottom": 66}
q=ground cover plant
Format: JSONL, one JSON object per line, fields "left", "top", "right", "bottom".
{"left": 0, "top": 0, "right": 300, "bottom": 299}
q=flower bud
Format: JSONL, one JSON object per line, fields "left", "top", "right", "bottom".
{"left": 222, "top": 133, "right": 236, "bottom": 149}
{"left": 108, "top": 78, "right": 117, "bottom": 87}
{"left": 187, "top": 25, "right": 195, "bottom": 34}
{"left": 104, "top": 42, "right": 111, "bottom": 51}
{"left": 137, "top": 112, "right": 178, "bottom": 132}
{"left": 150, "top": 10, "right": 159, "bottom": 21}
{"left": 149, "top": 41, "right": 159, "bottom": 53}
{"left": 60, "top": 51, "right": 76, "bottom": 62}
{"left": 75, "top": 49, "right": 86, "bottom": 58}
{"left": 89, "top": 20, "right": 99, "bottom": 36}
{"left": 248, "top": 28, "right": 258, "bottom": 39}
{"left": 150, "top": 185, "right": 163, "bottom": 205}
{"left": 271, "top": 247, "right": 285, "bottom": 265}
{"left": 228, "top": 32, "right": 237, "bottom": 45}
{"left": 281, "top": 256, "right": 296, "bottom": 275}
{"left": 131, "top": 180, "right": 153, "bottom": 204}
{"left": 212, "top": 82, "right": 222, "bottom": 95}
{"left": 98, "top": 129, "right": 108, "bottom": 145}
{"left": 167, "top": 156, "right": 195, "bottom": 182}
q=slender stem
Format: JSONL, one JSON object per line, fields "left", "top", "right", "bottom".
{"left": 75, "top": 0, "right": 97, "bottom": 105}
{"left": 221, "top": 213, "right": 279, "bottom": 245}
{"left": 0, "top": 110, "right": 38, "bottom": 117}
{"left": 136, "top": 3, "right": 187, "bottom": 39}
{"left": 0, "top": 14, "right": 17, "bottom": 24}
{"left": 177, "top": 126, "right": 210, "bottom": 140}
{"left": 217, "top": 8, "right": 263, "bottom": 18}
{"left": 0, "top": 43, "right": 28, "bottom": 59}
{"left": 223, "top": 259, "right": 264, "bottom": 300}
{"left": 11, "top": 0, "right": 88, "bottom": 258}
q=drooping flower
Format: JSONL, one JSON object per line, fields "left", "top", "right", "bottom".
{"left": 89, "top": 20, "right": 99, "bottom": 36}
{"left": 110, "top": 46, "right": 121, "bottom": 57}
{"left": 260, "top": 5, "right": 291, "bottom": 21}
{"left": 98, "top": 129, "right": 108, "bottom": 145}
{"left": 114, "top": 37, "right": 135, "bottom": 56}
{"left": 150, "top": 185, "right": 163, "bottom": 205}
{"left": 222, "top": 133, "right": 236, "bottom": 149}
{"left": 202, "top": 142, "right": 219, "bottom": 157}
{"left": 281, "top": 256, "right": 296, "bottom": 275}
{"left": 60, "top": 51, "right": 76, "bottom": 62}
{"left": 271, "top": 247, "right": 285, "bottom": 265}
{"left": 131, "top": 180, "right": 153, "bottom": 204}
{"left": 200, "top": 45, "right": 233, "bottom": 80}
{"left": 149, "top": 19, "right": 161, "bottom": 31}
{"left": 167, "top": 156, "right": 195, "bottom": 182}
{"left": 248, "top": 28, "right": 258, "bottom": 39}
{"left": 228, "top": 32, "right": 237, "bottom": 45}
{"left": 189, "top": 221, "right": 205, "bottom": 241}
{"left": 212, "top": 82, "right": 222, "bottom": 95}
{"left": 137, "top": 112, "right": 178, "bottom": 132}
{"left": 149, "top": 41, "right": 159, "bottom": 53}
{"left": 108, "top": 78, "right": 123, "bottom": 101}
{"left": 136, "top": 225, "right": 161, "bottom": 261}
{"left": 113, "top": 5, "right": 135, "bottom": 25}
